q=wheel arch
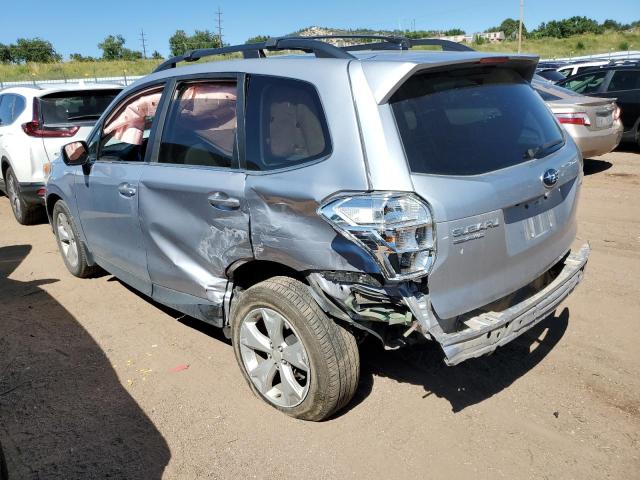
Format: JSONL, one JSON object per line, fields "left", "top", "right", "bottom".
{"left": 229, "top": 259, "right": 307, "bottom": 291}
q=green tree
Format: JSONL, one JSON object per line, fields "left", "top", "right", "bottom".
{"left": 487, "top": 18, "right": 526, "bottom": 39}
{"left": 532, "top": 16, "right": 603, "bottom": 38}
{"left": 473, "top": 35, "right": 486, "bottom": 45}
{"left": 11, "top": 38, "right": 61, "bottom": 63}
{"left": 245, "top": 35, "right": 269, "bottom": 44}
{"left": 70, "top": 53, "right": 96, "bottom": 62}
{"left": 169, "top": 29, "right": 220, "bottom": 57}
{"left": 98, "top": 35, "right": 126, "bottom": 60}
{"left": 443, "top": 28, "right": 465, "bottom": 36}
{"left": 151, "top": 50, "right": 163, "bottom": 60}
{"left": 98, "top": 35, "right": 143, "bottom": 60}
{"left": 0, "top": 43, "right": 12, "bottom": 63}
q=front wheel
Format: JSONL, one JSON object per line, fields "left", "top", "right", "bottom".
{"left": 231, "top": 276, "right": 360, "bottom": 421}
{"left": 52, "top": 200, "right": 100, "bottom": 278}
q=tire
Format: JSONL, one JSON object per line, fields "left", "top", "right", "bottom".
{"left": 52, "top": 200, "right": 100, "bottom": 278}
{"left": 5, "top": 166, "right": 41, "bottom": 225}
{"left": 231, "top": 276, "right": 360, "bottom": 421}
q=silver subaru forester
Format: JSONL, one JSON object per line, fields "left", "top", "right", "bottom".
{"left": 46, "top": 36, "right": 590, "bottom": 421}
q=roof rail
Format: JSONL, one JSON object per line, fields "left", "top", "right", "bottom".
{"left": 153, "top": 35, "right": 475, "bottom": 73}
{"left": 154, "top": 37, "right": 355, "bottom": 72}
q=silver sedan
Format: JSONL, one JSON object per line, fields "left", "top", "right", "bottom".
{"left": 533, "top": 77, "right": 623, "bottom": 158}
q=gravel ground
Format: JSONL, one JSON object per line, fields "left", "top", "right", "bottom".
{"left": 1, "top": 147, "right": 639, "bottom": 479}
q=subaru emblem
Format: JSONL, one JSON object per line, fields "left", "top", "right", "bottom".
{"left": 542, "top": 168, "right": 559, "bottom": 188}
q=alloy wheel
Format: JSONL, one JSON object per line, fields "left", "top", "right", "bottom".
{"left": 6, "top": 173, "right": 21, "bottom": 219}
{"left": 56, "top": 212, "right": 79, "bottom": 268}
{"left": 238, "top": 308, "right": 310, "bottom": 408}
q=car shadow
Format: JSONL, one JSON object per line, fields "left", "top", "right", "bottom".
{"left": 355, "top": 309, "right": 569, "bottom": 413}
{"left": 106, "top": 277, "right": 565, "bottom": 418}
{"left": 0, "top": 245, "right": 170, "bottom": 479}
{"left": 583, "top": 158, "right": 613, "bottom": 175}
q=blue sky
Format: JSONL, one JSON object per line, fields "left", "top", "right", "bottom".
{"left": 1, "top": 0, "right": 638, "bottom": 58}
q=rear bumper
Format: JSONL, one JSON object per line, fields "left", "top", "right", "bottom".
{"left": 566, "top": 123, "right": 623, "bottom": 158}
{"left": 429, "top": 243, "right": 590, "bottom": 365}
{"left": 18, "top": 182, "right": 46, "bottom": 206}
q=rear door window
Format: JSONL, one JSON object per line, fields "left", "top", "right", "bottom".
{"left": 607, "top": 70, "right": 640, "bottom": 92}
{"left": 39, "top": 89, "right": 120, "bottom": 125}
{"left": 560, "top": 71, "right": 608, "bottom": 94}
{"left": 391, "top": 67, "right": 564, "bottom": 176}
{"left": 245, "top": 75, "right": 331, "bottom": 171}
{"left": 159, "top": 81, "right": 237, "bottom": 168}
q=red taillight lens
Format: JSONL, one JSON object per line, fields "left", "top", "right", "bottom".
{"left": 21, "top": 98, "right": 79, "bottom": 138}
{"left": 555, "top": 112, "right": 591, "bottom": 126}
{"left": 22, "top": 122, "right": 79, "bottom": 138}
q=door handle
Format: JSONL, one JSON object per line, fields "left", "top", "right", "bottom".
{"left": 118, "top": 182, "right": 137, "bottom": 198}
{"left": 208, "top": 192, "right": 240, "bottom": 210}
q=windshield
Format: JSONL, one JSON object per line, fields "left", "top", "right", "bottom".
{"left": 40, "top": 89, "right": 121, "bottom": 125}
{"left": 390, "top": 67, "right": 564, "bottom": 175}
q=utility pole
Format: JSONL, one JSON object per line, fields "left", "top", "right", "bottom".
{"left": 216, "top": 7, "right": 223, "bottom": 47}
{"left": 518, "top": 0, "right": 524, "bottom": 53}
{"left": 140, "top": 28, "right": 148, "bottom": 59}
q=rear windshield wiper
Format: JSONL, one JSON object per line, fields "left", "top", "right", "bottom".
{"left": 523, "top": 138, "right": 563, "bottom": 160}
{"left": 66, "top": 114, "right": 102, "bottom": 121}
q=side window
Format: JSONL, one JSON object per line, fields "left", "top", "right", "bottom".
{"left": 562, "top": 71, "right": 608, "bottom": 94}
{"left": 245, "top": 75, "right": 331, "bottom": 171}
{"left": 99, "top": 87, "right": 163, "bottom": 162}
{"left": 0, "top": 94, "right": 16, "bottom": 126}
{"left": 158, "top": 81, "right": 237, "bottom": 168}
{"left": 607, "top": 70, "right": 640, "bottom": 92}
{"left": 12, "top": 95, "right": 25, "bottom": 122}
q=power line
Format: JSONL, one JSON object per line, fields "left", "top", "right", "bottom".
{"left": 140, "top": 28, "right": 148, "bottom": 59}
{"left": 215, "top": 7, "right": 223, "bottom": 46}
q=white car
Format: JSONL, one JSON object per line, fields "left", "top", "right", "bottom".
{"left": 0, "top": 84, "right": 122, "bottom": 224}
{"left": 556, "top": 60, "right": 611, "bottom": 78}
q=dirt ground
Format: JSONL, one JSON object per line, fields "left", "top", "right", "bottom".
{"left": 1, "top": 148, "right": 639, "bottom": 480}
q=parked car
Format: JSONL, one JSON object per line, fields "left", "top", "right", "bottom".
{"left": 556, "top": 59, "right": 612, "bottom": 78}
{"left": 46, "top": 36, "right": 590, "bottom": 421}
{"left": 557, "top": 66, "right": 640, "bottom": 145}
{"left": 0, "top": 84, "right": 122, "bottom": 224}
{"left": 536, "top": 68, "right": 567, "bottom": 83}
{"left": 532, "top": 77, "right": 622, "bottom": 157}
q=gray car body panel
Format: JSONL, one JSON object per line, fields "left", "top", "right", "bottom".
{"left": 46, "top": 48, "right": 587, "bottom": 364}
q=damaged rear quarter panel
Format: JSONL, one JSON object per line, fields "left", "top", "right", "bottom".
{"left": 244, "top": 66, "right": 381, "bottom": 274}
{"left": 245, "top": 163, "right": 380, "bottom": 274}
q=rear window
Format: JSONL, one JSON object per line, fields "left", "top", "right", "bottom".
{"left": 40, "top": 89, "right": 120, "bottom": 125}
{"left": 391, "top": 68, "right": 564, "bottom": 176}
{"left": 537, "top": 70, "right": 566, "bottom": 83}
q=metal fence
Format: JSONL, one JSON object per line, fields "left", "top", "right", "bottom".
{"left": 0, "top": 75, "right": 144, "bottom": 90}
{"left": 543, "top": 50, "right": 640, "bottom": 62}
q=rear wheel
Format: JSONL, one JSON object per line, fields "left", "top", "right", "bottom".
{"left": 5, "top": 167, "right": 40, "bottom": 225}
{"left": 231, "top": 276, "right": 360, "bottom": 421}
{"left": 52, "top": 200, "right": 100, "bottom": 278}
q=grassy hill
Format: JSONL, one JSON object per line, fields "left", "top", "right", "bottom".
{"left": 1, "top": 29, "right": 638, "bottom": 83}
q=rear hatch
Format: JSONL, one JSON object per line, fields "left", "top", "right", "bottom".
{"left": 37, "top": 89, "right": 121, "bottom": 161}
{"left": 389, "top": 63, "right": 582, "bottom": 319}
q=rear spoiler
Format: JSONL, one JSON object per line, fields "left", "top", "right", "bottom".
{"left": 362, "top": 54, "right": 539, "bottom": 104}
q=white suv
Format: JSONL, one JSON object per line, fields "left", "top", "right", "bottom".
{"left": 0, "top": 84, "right": 121, "bottom": 224}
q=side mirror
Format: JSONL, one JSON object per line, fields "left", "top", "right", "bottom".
{"left": 62, "top": 141, "right": 89, "bottom": 166}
